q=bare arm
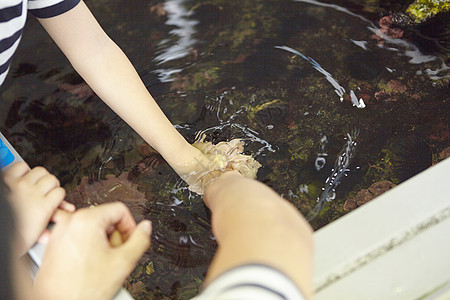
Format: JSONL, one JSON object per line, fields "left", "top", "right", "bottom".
{"left": 37, "top": 1, "right": 203, "bottom": 175}
{"left": 203, "top": 171, "right": 314, "bottom": 299}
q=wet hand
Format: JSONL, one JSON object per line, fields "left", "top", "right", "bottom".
{"left": 3, "top": 162, "right": 74, "bottom": 253}
{"left": 34, "top": 202, "right": 151, "bottom": 300}
{"left": 176, "top": 137, "right": 261, "bottom": 195}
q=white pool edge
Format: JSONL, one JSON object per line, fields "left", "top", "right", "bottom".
{"left": 313, "top": 157, "right": 450, "bottom": 300}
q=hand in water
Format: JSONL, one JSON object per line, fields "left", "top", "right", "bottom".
{"left": 34, "top": 202, "right": 151, "bottom": 300}
{"left": 176, "top": 135, "right": 261, "bottom": 195}
{"left": 3, "top": 162, "right": 75, "bottom": 253}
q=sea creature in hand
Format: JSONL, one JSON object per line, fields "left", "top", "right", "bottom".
{"left": 186, "top": 133, "right": 262, "bottom": 194}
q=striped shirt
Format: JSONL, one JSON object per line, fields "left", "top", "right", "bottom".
{"left": 192, "top": 264, "right": 306, "bottom": 300}
{"left": 0, "top": 0, "right": 80, "bottom": 86}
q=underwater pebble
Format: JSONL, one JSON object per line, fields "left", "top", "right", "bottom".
{"left": 344, "top": 181, "right": 395, "bottom": 211}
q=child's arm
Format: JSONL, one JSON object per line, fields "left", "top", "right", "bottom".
{"left": 203, "top": 171, "right": 314, "bottom": 299}
{"left": 37, "top": 1, "right": 206, "bottom": 180}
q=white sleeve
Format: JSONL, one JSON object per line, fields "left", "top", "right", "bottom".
{"left": 191, "top": 264, "right": 306, "bottom": 300}
{"left": 28, "top": 0, "right": 80, "bottom": 18}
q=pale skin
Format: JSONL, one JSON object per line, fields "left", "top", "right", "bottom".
{"left": 4, "top": 163, "right": 312, "bottom": 299}
{"left": 37, "top": 0, "right": 209, "bottom": 184}
{"left": 33, "top": 202, "right": 151, "bottom": 300}
{"left": 203, "top": 171, "right": 314, "bottom": 299}
{"left": 3, "top": 162, "right": 74, "bottom": 254}
{"left": 3, "top": 163, "right": 151, "bottom": 300}
{"left": 5, "top": 0, "right": 204, "bottom": 256}
{"left": 4, "top": 2, "right": 313, "bottom": 298}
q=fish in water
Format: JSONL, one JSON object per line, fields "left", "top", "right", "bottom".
{"left": 307, "top": 130, "right": 359, "bottom": 221}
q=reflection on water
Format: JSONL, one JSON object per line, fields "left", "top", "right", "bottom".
{"left": 296, "top": 0, "right": 373, "bottom": 22}
{"left": 275, "top": 45, "right": 347, "bottom": 101}
{"left": 307, "top": 130, "right": 359, "bottom": 221}
{"left": 154, "top": 0, "right": 198, "bottom": 82}
{"left": 0, "top": 0, "right": 448, "bottom": 298}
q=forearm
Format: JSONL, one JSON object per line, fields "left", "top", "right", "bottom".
{"left": 70, "top": 39, "right": 192, "bottom": 166}
{"left": 37, "top": 1, "right": 258, "bottom": 194}
{"left": 203, "top": 172, "right": 314, "bottom": 298}
{"left": 38, "top": 1, "right": 200, "bottom": 171}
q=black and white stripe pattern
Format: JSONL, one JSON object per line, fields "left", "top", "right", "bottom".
{"left": 0, "top": 0, "right": 26, "bottom": 85}
{"left": 28, "top": 0, "right": 80, "bottom": 18}
{"left": 0, "top": 0, "right": 80, "bottom": 86}
{"left": 192, "top": 264, "right": 306, "bottom": 300}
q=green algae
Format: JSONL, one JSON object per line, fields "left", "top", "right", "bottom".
{"left": 406, "top": 0, "right": 450, "bottom": 22}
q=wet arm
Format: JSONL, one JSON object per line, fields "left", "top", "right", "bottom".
{"left": 203, "top": 171, "right": 314, "bottom": 299}
{"left": 37, "top": 1, "right": 203, "bottom": 174}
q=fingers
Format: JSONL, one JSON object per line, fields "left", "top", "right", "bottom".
{"left": 45, "top": 184, "right": 66, "bottom": 202}
{"left": 117, "top": 220, "right": 151, "bottom": 270}
{"left": 2, "top": 162, "right": 30, "bottom": 185}
{"left": 58, "top": 200, "right": 76, "bottom": 212}
{"left": 24, "top": 166, "right": 52, "bottom": 185}
{"left": 5, "top": 165, "right": 52, "bottom": 187}
{"left": 52, "top": 209, "right": 72, "bottom": 223}
{"left": 35, "top": 172, "right": 61, "bottom": 195}
{"left": 87, "top": 202, "right": 137, "bottom": 239}
{"left": 4, "top": 163, "right": 64, "bottom": 198}
{"left": 37, "top": 187, "right": 67, "bottom": 224}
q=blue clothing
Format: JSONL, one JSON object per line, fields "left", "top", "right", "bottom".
{"left": 0, "top": 0, "right": 80, "bottom": 86}
{"left": 0, "top": 138, "right": 15, "bottom": 168}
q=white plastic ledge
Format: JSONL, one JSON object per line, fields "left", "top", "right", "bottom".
{"left": 313, "top": 157, "right": 450, "bottom": 300}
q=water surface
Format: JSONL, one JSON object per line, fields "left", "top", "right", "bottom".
{"left": 0, "top": 0, "right": 448, "bottom": 298}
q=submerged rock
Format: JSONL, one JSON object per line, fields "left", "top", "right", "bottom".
{"left": 406, "top": 0, "right": 450, "bottom": 23}
{"left": 344, "top": 180, "right": 396, "bottom": 211}
{"left": 66, "top": 173, "right": 149, "bottom": 222}
{"left": 392, "top": 9, "right": 450, "bottom": 61}
{"left": 374, "top": 79, "right": 409, "bottom": 102}
{"left": 439, "top": 147, "right": 450, "bottom": 160}
{"left": 407, "top": 12, "right": 450, "bottom": 61}
{"left": 371, "top": 15, "right": 404, "bottom": 45}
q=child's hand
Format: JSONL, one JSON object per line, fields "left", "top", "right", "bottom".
{"left": 3, "top": 162, "right": 75, "bottom": 252}
{"left": 175, "top": 138, "right": 261, "bottom": 195}
{"left": 34, "top": 202, "right": 151, "bottom": 300}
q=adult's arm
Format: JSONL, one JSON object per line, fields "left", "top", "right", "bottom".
{"left": 37, "top": 1, "right": 204, "bottom": 178}
{"left": 203, "top": 171, "right": 314, "bottom": 299}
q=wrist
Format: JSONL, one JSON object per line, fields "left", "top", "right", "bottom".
{"left": 203, "top": 170, "right": 243, "bottom": 208}
{"left": 167, "top": 143, "right": 203, "bottom": 172}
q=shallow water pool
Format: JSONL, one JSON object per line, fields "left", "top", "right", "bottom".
{"left": 0, "top": 0, "right": 448, "bottom": 298}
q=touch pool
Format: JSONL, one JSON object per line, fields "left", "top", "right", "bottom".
{"left": 0, "top": 0, "right": 448, "bottom": 298}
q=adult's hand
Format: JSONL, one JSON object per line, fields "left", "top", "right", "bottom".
{"left": 3, "top": 162, "right": 74, "bottom": 253}
{"left": 34, "top": 202, "right": 151, "bottom": 300}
